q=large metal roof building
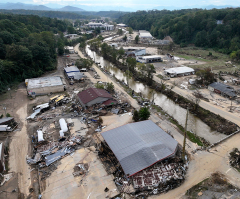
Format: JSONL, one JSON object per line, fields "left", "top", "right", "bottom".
{"left": 101, "top": 120, "right": 178, "bottom": 176}
{"left": 164, "top": 66, "right": 195, "bottom": 77}
{"left": 26, "top": 76, "right": 65, "bottom": 96}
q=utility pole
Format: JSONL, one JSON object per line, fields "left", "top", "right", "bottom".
{"left": 182, "top": 107, "right": 189, "bottom": 162}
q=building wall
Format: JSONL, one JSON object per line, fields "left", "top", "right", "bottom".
{"left": 135, "top": 49, "right": 146, "bottom": 56}
{"left": 86, "top": 97, "right": 110, "bottom": 107}
{"left": 27, "top": 85, "right": 65, "bottom": 96}
{"left": 208, "top": 86, "right": 214, "bottom": 92}
{"left": 79, "top": 97, "right": 110, "bottom": 107}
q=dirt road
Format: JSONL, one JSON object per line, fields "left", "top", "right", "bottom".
{"left": 74, "top": 44, "right": 140, "bottom": 109}
{"left": 9, "top": 88, "right": 31, "bottom": 197}
{"left": 150, "top": 132, "right": 240, "bottom": 199}
{"left": 153, "top": 76, "right": 240, "bottom": 126}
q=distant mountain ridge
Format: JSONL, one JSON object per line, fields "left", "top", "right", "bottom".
{"left": 58, "top": 6, "right": 85, "bottom": 11}
{"left": 0, "top": 3, "right": 85, "bottom": 11}
{"left": 0, "top": 2, "right": 52, "bottom": 11}
{"left": 0, "top": 2, "right": 237, "bottom": 12}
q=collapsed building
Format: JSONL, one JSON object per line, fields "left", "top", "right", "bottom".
{"left": 25, "top": 76, "right": 66, "bottom": 97}
{"left": 100, "top": 120, "right": 187, "bottom": 195}
{"left": 77, "top": 88, "right": 117, "bottom": 108}
{"left": 164, "top": 66, "right": 195, "bottom": 77}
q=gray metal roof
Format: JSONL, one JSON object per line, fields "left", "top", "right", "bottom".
{"left": 0, "top": 117, "right": 13, "bottom": 125}
{"left": 64, "top": 66, "right": 84, "bottom": 80}
{"left": 209, "top": 82, "right": 237, "bottom": 97}
{"left": 101, "top": 120, "right": 178, "bottom": 176}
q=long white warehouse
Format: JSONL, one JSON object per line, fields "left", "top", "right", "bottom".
{"left": 164, "top": 66, "right": 195, "bottom": 77}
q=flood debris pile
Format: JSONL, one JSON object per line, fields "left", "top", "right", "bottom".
{"left": 132, "top": 158, "right": 187, "bottom": 193}
{"left": 229, "top": 148, "right": 240, "bottom": 171}
{"left": 73, "top": 163, "right": 89, "bottom": 177}
{"left": 27, "top": 135, "right": 83, "bottom": 167}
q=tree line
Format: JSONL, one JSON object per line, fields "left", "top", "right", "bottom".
{"left": 0, "top": 13, "right": 72, "bottom": 93}
{"left": 0, "top": 10, "right": 128, "bottom": 20}
{"left": 116, "top": 8, "right": 240, "bottom": 59}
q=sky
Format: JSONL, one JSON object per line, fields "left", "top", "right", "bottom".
{"left": 1, "top": 0, "right": 239, "bottom": 10}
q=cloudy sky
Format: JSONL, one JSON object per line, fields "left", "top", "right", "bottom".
{"left": 1, "top": 0, "right": 239, "bottom": 10}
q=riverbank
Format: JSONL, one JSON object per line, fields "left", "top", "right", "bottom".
{"left": 88, "top": 47, "right": 238, "bottom": 135}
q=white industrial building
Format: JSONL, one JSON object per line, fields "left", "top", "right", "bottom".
{"left": 86, "top": 22, "right": 114, "bottom": 31}
{"left": 116, "top": 23, "right": 127, "bottom": 28}
{"left": 137, "top": 55, "right": 162, "bottom": 63}
{"left": 164, "top": 66, "right": 195, "bottom": 77}
{"left": 26, "top": 76, "right": 66, "bottom": 96}
{"left": 64, "top": 46, "right": 74, "bottom": 54}
{"left": 139, "top": 30, "right": 153, "bottom": 39}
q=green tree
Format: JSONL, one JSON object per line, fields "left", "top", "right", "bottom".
{"left": 138, "top": 107, "right": 150, "bottom": 121}
{"left": 95, "top": 82, "right": 104, "bottom": 89}
{"left": 123, "top": 35, "right": 127, "bottom": 42}
{"left": 75, "top": 58, "right": 93, "bottom": 69}
{"left": 196, "top": 67, "right": 215, "bottom": 85}
{"left": 126, "top": 57, "right": 137, "bottom": 73}
{"left": 135, "top": 35, "right": 139, "bottom": 44}
{"left": 118, "top": 47, "right": 125, "bottom": 60}
{"left": 106, "top": 82, "right": 114, "bottom": 93}
{"left": 117, "top": 28, "right": 123, "bottom": 35}
{"left": 146, "top": 64, "right": 156, "bottom": 86}
{"left": 128, "top": 27, "right": 133, "bottom": 34}
{"left": 132, "top": 110, "right": 139, "bottom": 122}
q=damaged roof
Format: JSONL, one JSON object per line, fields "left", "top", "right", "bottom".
{"left": 77, "top": 88, "right": 112, "bottom": 104}
{"left": 101, "top": 120, "right": 178, "bottom": 176}
{"left": 209, "top": 82, "right": 237, "bottom": 97}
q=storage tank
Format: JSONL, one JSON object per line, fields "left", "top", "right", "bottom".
{"left": 59, "top": 118, "right": 68, "bottom": 137}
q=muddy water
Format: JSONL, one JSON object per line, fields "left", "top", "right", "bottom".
{"left": 86, "top": 46, "right": 226, "bottom": 144}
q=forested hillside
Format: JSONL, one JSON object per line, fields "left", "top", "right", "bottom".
{"left": 0, "top": 9, "right": 127, "bottom": 20}
{"left": 117, "top": 8, "right": 240, "bottom": 56}
{"left": 0, "top": 9, "right": 92, "bottom": 20}
{"left": 0, "top": 14, "right": 69, "bottom": 92}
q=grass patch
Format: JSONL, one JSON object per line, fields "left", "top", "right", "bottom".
{"left": 169, "top": 118, "right": 203, "bottom": 146}
{"left": 157, "top": 74, "right": 163, "bottom": 79}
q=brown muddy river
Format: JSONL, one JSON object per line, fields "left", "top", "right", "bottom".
{"left": 86, "top": 46, "right": 226, "bottom": 144}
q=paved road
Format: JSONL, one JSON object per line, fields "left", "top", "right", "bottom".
{"left": 154, "top": 76, "right": 240, "bottom": 126}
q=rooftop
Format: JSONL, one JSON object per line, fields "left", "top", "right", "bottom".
{"left": 139, "top": 55, "right": 162, "bottom": 59}
{"left": 164, "top": 66, "right": 194, "bottom": 74}
{"left": 0, "top": 117, "right": 14, "bottom": 125}
{"left": 101, "top": 120, "right": 178, "bottom": 176}
{"left": 209, "top": 82, "right": 236, "bottom": 97}
{"left": 27, "top": 76, "right": 63, "bottom": 89}
{"left": 77, "top": 88, "right": 112, "bottom": 104}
